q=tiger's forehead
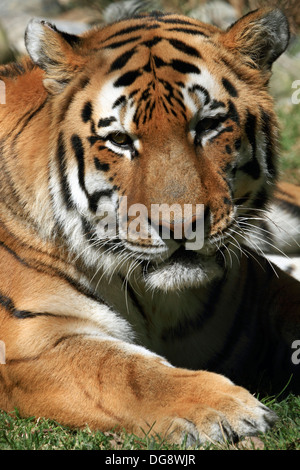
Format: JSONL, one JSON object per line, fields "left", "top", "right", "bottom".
{"left": 86, "top": 12, "right": 222, "bottom": 75}
{"left": 95, "top": 63, "right": 222, "bottom": 130}
{"left": 88, "top": 14, "right": 227, "bottom": 130}
{"left": 95, "top": 12, "right": 219, "bottom": 46}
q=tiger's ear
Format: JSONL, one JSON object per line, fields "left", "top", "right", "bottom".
{"left": 220, "top": 8, "right": 290, "bottom": 71}
{"left": 25, "top": 19, "right": 86, "bottom": 93}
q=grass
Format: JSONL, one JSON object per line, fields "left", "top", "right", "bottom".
{"left": 0, "top": 394, "right": 299, "bottom": 450}
{"left": 0, "top": 0, "right": 299, "bottom": 454}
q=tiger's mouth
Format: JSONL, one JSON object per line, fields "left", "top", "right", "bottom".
{"left": 95, "top": 217, "right": 236, "bottom": 291}
{"left": 147, "top": 242, "right": 219, "bottom": 266}
{"left": 141, "top": 244, "right": 224, "bottom": 291}
{"left": 135, "top": 215, "right": 252, "bottom": 291}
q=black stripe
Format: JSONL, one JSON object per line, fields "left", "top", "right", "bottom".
{"left": 109, "top": 48, "right": 137, "bottom": 73}
{"left": 6, "top": 355, "right": 42, "bottom": 365}
{"left": 94, "top": 157, "right": 110, "bottom": 172}
{"left": 153, "top": 56, "right": 167, "bottom": 68}
{"left": 106, "top": 24, "right": 146, "bottom": 40}
{"left": 159, "top": 79, "right": 186, "bottom": 112}
{"left": 219, "top": 57, "right": 246, "bottom": 82}
{"left": 240, "top": 111, "right": 260, "bottom": 180}
{"left": 58, "top": 76, "right": 90, "bottom": 123}
{"left": 56, "top": 132, "right": 74, "bottom": 210}
{"left": 0, "top": 239, "right": 111, "bottom": 309}
{"left": 168, "top": 38, "right": 201, "bottom": 58}
{"left": 161, "top": 99, "right": 169, "bottom": 115}
{"left": 78, "top": 75, "right": 90, "bottom": 89}
{"left": 251, "top": 187, "right": 269, "bottom": 209}
{"left": 170, "top": 59, "right": 200, "bottom": 75}
{"left": 227, "top": 100, "right": 240, "bottom": 125}
{"left": 208, "top": 125, "right": 234, "bottom": 143}
{"left": 160, "top": 18, "right": 199, "bottom": 26}
{"left": 235, "top": 137, "right": 241, "bottom": 150}
{"left": 225, "top": 144, "right": 232, "bottom": 154}
{"left": 71, "top": 134, "right": 113, "bottom": 215}
{"left": 98, "top": 117, "right": 117, "bottom": 128}
{"left": 222, "top": 77, "right": 238, "bottom": 97}
{"left": 167, "top": 27, "right": 208, "bottom": 37}
{"left": 148, "top": 100, "right": 156, "bottom": 121}
{"left": 189, "top": 84, "right": 210, "bottom": 105}
{"left": 89, "top": 189, "right": 113, "bottom": 213}
{"left": 87, "top": 135, "right": 102, "bottom": 146}
{"left": 112, "top": 95, "right": 127, "bottom": 108}
{"left": 260, "top": 109, "right": 277, "bottom": 179}
{"left": 0, "top": 291, "right": 53, "bottom": 319}
{"left": 81, "top": 101, "right": 93, "bottom": 123}
{"left": 114, "top": 69, "right": 141, "bottom": 87}
{"left": 133, "top": 104, "right": 143, "bottom": 126}
{"left": 60, "top": 30, "right": 82, "bottom": 47}
{"left": 146, "top": 23, "right": 161, "bottom": 30}
{"left": 104, "top": 36, "right": 142, "bottom": 50}
{"left": 13, "top": 99, "right": 48, "bottom": 142}
{"left": 57, "top": 86, "right": 77, "bottom": 123}
{"left": 143, "top": 59, "right": 152, "bottom": 73}
{"left": 143, "top": 37, "right": 162, "bottom": 48}
{"left": 71, "top": 134, "right": 87, "bottom": 196}
{"left": 53, "top": 334, "right": 80, "bottom": 347}
{"left": 246, "top": 111, "right": 257, "bottom": 145}
{"left": 81, "top": 216, "right": 95, "bottom": 243}
{"left": 129, "top": 89, "right": 139, "bottom": 99}
{"left": 0, "top": 239, "right": 32, "bottom": 268}
{"left": 209, "top": 99, "right": 225, "bottom": 110}
{"left": 5, "top": 108, "right": 38, "bottom": 141}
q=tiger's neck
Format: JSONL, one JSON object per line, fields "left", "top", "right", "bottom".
{"left": 0, "top": 60, "right": 58, "bottom": 248}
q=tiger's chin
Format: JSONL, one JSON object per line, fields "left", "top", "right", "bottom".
{"left": 142, "top": 247, "right": 224, "bottom": 292}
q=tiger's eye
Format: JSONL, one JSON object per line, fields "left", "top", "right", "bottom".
{"left": 196, "top": 117, "right": 218, "bottom": 133}
{"left": 194, "top": 117, "right": 220, "bottom": 145}
{"left": 108, "top": 132, "right": 132, "bottom": 147}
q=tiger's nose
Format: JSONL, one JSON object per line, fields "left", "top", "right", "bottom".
{"left": 151, "top": 208, "right": 206, "bottom": 248}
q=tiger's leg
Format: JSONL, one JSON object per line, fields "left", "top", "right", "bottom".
{"left": 1, "top": 318, "right": 277, "bottom": 444}
{"left": 1, "top": 299, "right": 277, "bottom": 444}
{"left": 0, "top": 243, "right": 276, "bottom": 444}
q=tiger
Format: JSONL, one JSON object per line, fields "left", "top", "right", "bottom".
{"left": 0, "top": 4, "right": 300, "bottom": 446}
{"left": 246, "top": 181, "right": 300, "bottom": 280}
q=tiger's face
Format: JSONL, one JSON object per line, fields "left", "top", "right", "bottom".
{"left": 25, "top": 9, "right": 289, "bottom": 291}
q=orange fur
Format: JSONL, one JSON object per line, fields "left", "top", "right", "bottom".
{"left": 0, "top": 8, "right": 299, "bottom": 443}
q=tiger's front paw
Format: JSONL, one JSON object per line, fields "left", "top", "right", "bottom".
{"left": 150, "top": 374, "right": 277, "bottom": 446}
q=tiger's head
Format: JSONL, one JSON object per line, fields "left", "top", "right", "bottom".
{"left": 25, "top": 7, "right": 289, "bottom": 291}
